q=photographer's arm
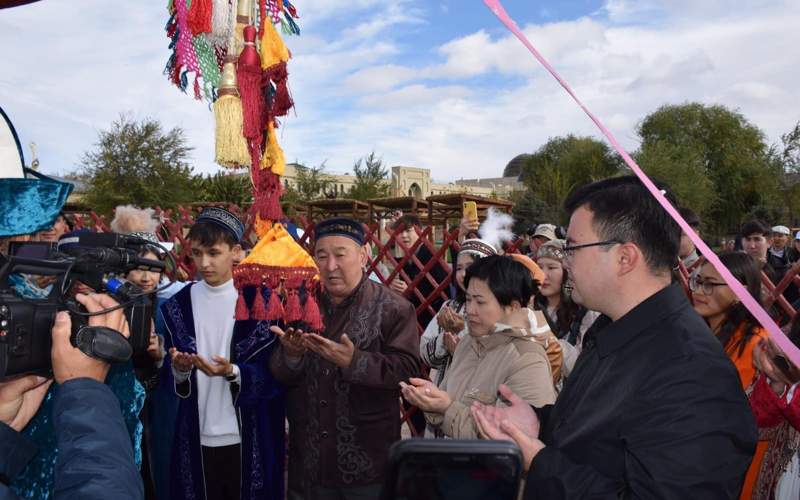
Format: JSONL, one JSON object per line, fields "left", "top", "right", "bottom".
{"left": 50, "top": 297, "right": 143, "bottom": 500}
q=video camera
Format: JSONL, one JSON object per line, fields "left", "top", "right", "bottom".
{"left": 0, "top": 232, "right": 169, "bottom": 379}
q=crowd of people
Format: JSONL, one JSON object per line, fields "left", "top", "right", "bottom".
{"left": 1, "top": 173, "right": 800, "bottom": 499}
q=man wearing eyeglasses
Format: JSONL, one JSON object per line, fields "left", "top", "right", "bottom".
{"left": 472, "top": 175, "right": 757, "bottom": 499}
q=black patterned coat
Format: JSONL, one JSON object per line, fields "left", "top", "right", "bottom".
{"left": 270, "top": 277, "right": 420, "bottom": 491}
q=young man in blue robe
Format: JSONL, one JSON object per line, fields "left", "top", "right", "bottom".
{"left": 161, "top": 207, "right": 285, "bottom": 500}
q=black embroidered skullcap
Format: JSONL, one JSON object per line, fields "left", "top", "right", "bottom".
{"left": 314, "top": 217, "right": 366, "bottom": 245}
{"left": 196, "top": 207, "right": 244, "bottom": 243}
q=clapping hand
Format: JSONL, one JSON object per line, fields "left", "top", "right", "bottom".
{"left": 400, "top": 377, "right": 452, "bottom": 414}
{"left": 471, "top": 384, "right": 545, "bottom": 471}
{"left": 754, "top": 338, "right": 800, "bottom": 393}
{"left": 437, "top": 306, "right": 465, "bottom": 334}
{"left": 443, "top": 332, "right": 460, "bottom": 354}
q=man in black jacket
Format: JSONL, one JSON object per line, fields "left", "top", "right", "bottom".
{"left": 473, "top": 176, "right": 757, "bottom": 499}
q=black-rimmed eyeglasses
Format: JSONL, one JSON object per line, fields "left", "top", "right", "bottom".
{"left": 689, "top": 277, "right": 728, "bottom": 295}
{"left": 563, "top": 240, "right": 622, "bottom": 258}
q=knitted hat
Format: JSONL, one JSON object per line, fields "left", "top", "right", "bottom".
{"left": 459, "top": 238, "right": 497, "bottom": 260}
{"left": 537, "top": 239, "right": 566, "bottom": 263}
{"left": 196, "top": 206, "right": 245, "bottom": 243}
{"left": 315, "top": 217, "right": 366, "bottom": 246}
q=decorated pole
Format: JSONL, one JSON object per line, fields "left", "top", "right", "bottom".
{"left": 163, "top": 0, "right": 321, "bottom": 331}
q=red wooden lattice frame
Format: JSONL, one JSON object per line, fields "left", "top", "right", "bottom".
{"left": 69, "top": 207, "right": 800, "bottom": 436}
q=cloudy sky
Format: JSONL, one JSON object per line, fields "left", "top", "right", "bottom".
{"left": 1, "top": 0, "right": 798, "bottom": 182}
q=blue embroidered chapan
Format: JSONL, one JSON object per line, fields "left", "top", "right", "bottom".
{"left": 161, "top": 284, "right": 286, "bottom": 500}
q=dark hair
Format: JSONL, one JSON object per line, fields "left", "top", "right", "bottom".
{"left": 786, "top": 314, "right": 800, "bottom": 349}
{"left": 187, "top": 220, "right": 239, "bottom": 248}
{"left": 393, "top": 215, "right": 421, "bottom": 231}
{"left": 534, "top": 266, "right": 581, "bottom": 339}
{"left": 452, "top": 252, "right": 477, "bottom": 306}
{"left": 464, "top": 255, "right": 538, "bottom": 307}
{"left": 678, "top": 207, "right": 700, "bottom": 228}
{"left": 711, "top": 252, "right": 763, "bottom": 357}
{"left": 563, "top": 175, "right": 680, "bottom": 273}
{"left": 59, "top": 212, "right": 74, "bottom": 231}
{"left": 740, "top": 220, "right": 770, "bottom": 239}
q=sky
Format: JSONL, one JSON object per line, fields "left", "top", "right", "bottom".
{"left": 1, "top": 0, "right": 798, "bottom": 183}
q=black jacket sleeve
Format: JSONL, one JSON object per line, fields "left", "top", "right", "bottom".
{"left": 52, "top": 378, "right": 144, "bottom": 500}
{"left": 0, "top": 422, "right": 37, "bottom": 500}
{"left": 525, "top": 355, "right": 756, "bottom": 499}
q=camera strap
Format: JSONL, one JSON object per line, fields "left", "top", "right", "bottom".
{"left": 73, "top": 325, "right": 133, "bottom": 364}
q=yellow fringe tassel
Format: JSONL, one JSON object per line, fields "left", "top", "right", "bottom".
{"left": 260, "top": 19, "right": 290, "bottom": 69}
{"left": 261, "top": 122, "right": 286, "bottom": 176}
{"left": 214, "top": 94, "right": 251, "bottom": 168}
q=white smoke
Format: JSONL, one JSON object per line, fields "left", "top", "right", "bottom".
{"left": 479, "top": 207, "right": 515, "bottom": 253}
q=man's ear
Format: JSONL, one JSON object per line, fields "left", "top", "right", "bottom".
{"left": 358, "top": 242, "right": 369, "bottom": 267}
{"left": 616, "top": 242, "right": 640, "bottom": 276}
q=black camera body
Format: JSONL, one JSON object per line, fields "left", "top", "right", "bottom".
{"left": 0, "top": 233, "right": 166, "bottom": 379}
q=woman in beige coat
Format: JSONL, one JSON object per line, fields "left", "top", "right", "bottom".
{"left": 401, "top": 255, "right": 557, "bottom": 439}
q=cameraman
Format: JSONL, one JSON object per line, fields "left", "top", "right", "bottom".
{"left": 0, "top": 293, "right": 143, "bottom": 500}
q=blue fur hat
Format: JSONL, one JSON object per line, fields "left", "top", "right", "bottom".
{"left": 0, "top": 168, "right": 73, "bottom": 237}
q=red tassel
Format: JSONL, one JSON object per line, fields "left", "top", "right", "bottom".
{"left": 284, "top": 280, "right": 303, "bottom": 323}
{"left": 251, "top": 287, "right": 268, "bottom": 321}
{"left": 187, "top": 0, "right": 212, "bottom": 35}
{"left": 238, "top": 28, "right": 265, "bottom": 170}
{"left": 235, "top": 289, "right": 250, "bottom": 320}
{"left": 266, "top": 289, "right": 285, "bottom": 321}
{"left": 193, "top": 77, "right": 202, "bottom": 100}
{"left": 273, "top": 80, "right": 293, "bottom": 117}
{"left": 303, "top": 292, "right": 323, "bottom": 331}
{"left": 251, "top": 169, "right": 284, "bottom": 221}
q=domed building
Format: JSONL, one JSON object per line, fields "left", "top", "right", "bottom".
{"left": 503, "top": 153, "right": 533, "bottom": 180}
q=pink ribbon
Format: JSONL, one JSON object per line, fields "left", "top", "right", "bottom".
{"left": 483, "top": 0, "right": 800, "bottom": 367}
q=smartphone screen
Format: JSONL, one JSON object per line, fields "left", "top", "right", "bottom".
{"left": 384, "top": 440, "right": 521, "bottom": 500}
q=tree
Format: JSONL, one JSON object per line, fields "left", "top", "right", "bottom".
{"left": 79, "top": 114, "right": 196, "bottom": 214}
{"left": 636, "top": 103, "right": 781, "bottom": 235}
{"left": 515, "top": 135, "right": 621, "bottom": 228}
{"left": 636, "top": 140, "right": 715, "bottom": 217}
{"left": 196, "top": 171, "right": 252, "bottom": 206}
{"left": 282, "top": 162, "right": 333, "bottom": 203}
{"left": 768, "top": 121, "right": 800, "bottom": 225}
{"left": 348, "top": 151, "right": 391, "bottom": 200}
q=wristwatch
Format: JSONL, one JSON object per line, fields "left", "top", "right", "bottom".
{"left": 225, "top": 365, "right": 238, "bottom": 382}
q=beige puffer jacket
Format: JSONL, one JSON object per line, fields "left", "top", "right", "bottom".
{"left": 425, "top": 308, "right": 558, "bottom": 439}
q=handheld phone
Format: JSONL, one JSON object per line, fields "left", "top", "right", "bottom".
{"left": 381, "top": 439, "right": 523, "bottom": 500}
{"left": 463, "top": 201, "right": 478, "bottom": 223}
